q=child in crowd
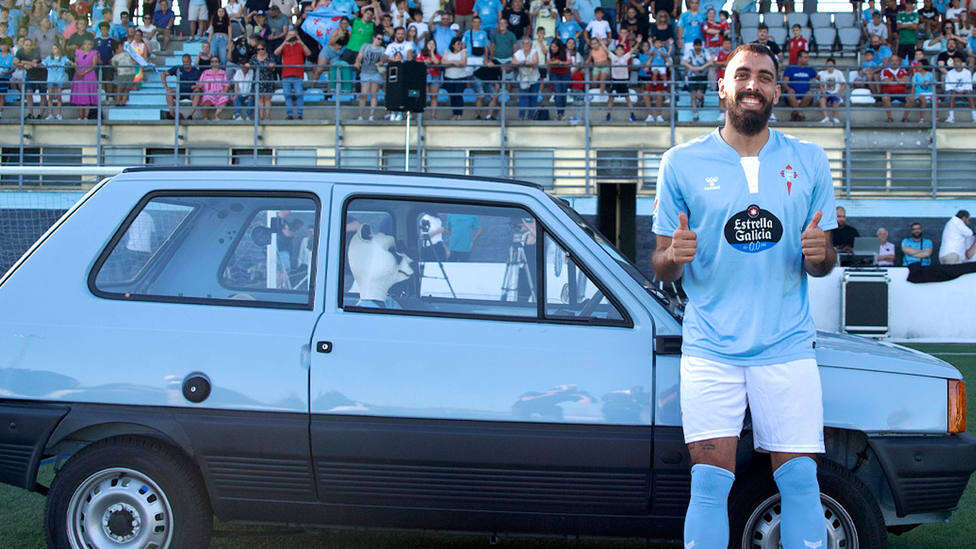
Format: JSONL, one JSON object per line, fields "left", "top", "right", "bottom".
{"left": 787, "top": 23, "right": 808, "bottom": 65}
{"left": 42, "top": 43, "right": 68, "bottom": 119}
{"left": 908, "top": 61, "right": 934, "bottom": 122}
{"left": 607, "top": 43, "right": 635, "bottom": 122}
{"left": 111, "top": 40, "right": 135, "bottom": 106}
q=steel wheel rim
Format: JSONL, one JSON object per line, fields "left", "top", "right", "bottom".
{"left": 65, "top": 467, "right": 174, "bottom": 549}
{"left": 742, "top": 492, "right": 858, "bottom": 549}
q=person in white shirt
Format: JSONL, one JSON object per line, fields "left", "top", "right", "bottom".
{"left": 384, "top": 27, "right": 416, "bottom": 61}
{"left": 939, "top": 210, "right": 976, "bottom": 264}
{"left": 817, "top": 57, "right": 847, "bottom": 124}
{"left": 943, "top": 55, "right": 975, "bottom": 123}
{"left": 876, "top": 228, "right": 896, "bottom": 266}
{"left": 232, "top": 64, "right": 255, "bottom": 120}
{"left": 865, "top": 12, "right": 888, "bottom": 42}
{"left": 585, "top": 8, "right": 611, "bottom": 41}
{"left": 419, "top": 213, "right": 448, "bottom": 260}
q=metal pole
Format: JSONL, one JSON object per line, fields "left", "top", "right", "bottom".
{"left": 843, "top": 86, "right": 852, "bottom": 198}
{"left": 18, "top": 84, "right": 25, "bottom": 188}
{"left": 931, "top": 91, "right": 938, "bottom": 197}
{"left": 500, "top": 75, "right": 507, "bottom": 173}
{"left": 668, "top": 73, "right": 676, "bottom": 147}
{"left": 334, "top": 77, "right": 342, "bottom": 167}
{"left": 417, "top": 109, "right": 425, "bottom": 171}
{"left": 96, "top": 70, "right": 103, "bottom": 167}
{"left": 404, "top": 111, "right": 411, "bottom": 171}
{"left": 584, "top": 67, "right": 591, "bottom": 193}
{"left": 253, "top": 76, "right": 260, "bottom": 160}
{"left": 173, "top": 74, "right": 180, "bottom": 163}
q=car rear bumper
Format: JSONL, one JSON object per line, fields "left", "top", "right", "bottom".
{"left": 0, "top": 401, "right": 69, "bottom": 492}
{"left": 869, "top": 433, "right": 976, "bottom": 517}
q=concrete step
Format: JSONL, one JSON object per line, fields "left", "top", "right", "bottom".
{"left": 107, "top": 107, "right": 162, "bottom": 121}
{"left": 124, "top": 91, "right": 166, "bottom": 106}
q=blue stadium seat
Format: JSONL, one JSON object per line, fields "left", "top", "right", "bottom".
{"left": 833, "top": 13, "right": 856, "bottom": 28}
{"left": 810, "top": 13, "right": 833, "bottom": 29}
{"left": 814, "top": 27, "right": 837, "bottom": 51}
{"left": 786, "top": 13, "right": 809, "bottom": 28}
{"left": 764, "top": 13, "right": 786, "bottom": 28}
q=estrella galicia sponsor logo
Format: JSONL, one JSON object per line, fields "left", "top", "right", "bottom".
{"left": 723, "top": 204, "right": 783, "bottom": 253}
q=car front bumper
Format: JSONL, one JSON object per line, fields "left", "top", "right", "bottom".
{"left": 868, "top": 433, "right": 976, "bottom": 517}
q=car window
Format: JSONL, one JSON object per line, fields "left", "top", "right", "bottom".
{"left": 221, "top": 208, "right": 317, "bottom": 293}
{"left": 342, "top": 197, "right": 540, "bottom": 319}
{"left": 92, "top": 193, "right": 319, "bottom": 308}
{"left": 544, "top": 234, "right": 624, "bottom": 323}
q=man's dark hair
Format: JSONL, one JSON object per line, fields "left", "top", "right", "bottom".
{"left": 693, "top": 38, "right": 702, "bottom": 45}
{"left": 726, "top": 43, "right": 780, "bottom": 74}
{"left": 826, "top": 56, "right": 836, "bottom": 64}
{"left": 910, "top": 222, "right": 922, "bottom": 228}
{"left": 957, "top": 210, "right": 971, "bottom": 219}
{"left": 757, "top": 23, "right": 768, "bottom": 31}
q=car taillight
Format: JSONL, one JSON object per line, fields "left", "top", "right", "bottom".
{"left": 948, "top": 379, "right": 967, "bottom": 434}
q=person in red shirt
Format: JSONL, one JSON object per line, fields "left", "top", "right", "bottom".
{"left": 787, "top": 24, "right": 808, "bottom": 65}
{"left": 415, "top": 38, "right": 442, "bottom": 118}
{"left": 701, "top": 8, "right": 725, "bottom": 53}
{"left": 713, "top": 36, "right": 732, "bottom": 121}
{"left": 879, "top": 54, "right": 909, "bottom": 122}
{"left": 274, "top": 28, "right": 311, "bottom": 119}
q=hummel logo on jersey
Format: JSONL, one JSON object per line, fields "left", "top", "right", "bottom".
{"left": 704, "top": 176, "right": 720, "bottom": 191}
{"left": 803, "top": 540, "right": 824, "bottom": 548}
{"left": 684, "top": 541, "right": 696, "bottom": 549}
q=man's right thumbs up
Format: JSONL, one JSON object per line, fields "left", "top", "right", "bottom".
{"left": 669, "top": 212, "right": 698, "bottom": 265}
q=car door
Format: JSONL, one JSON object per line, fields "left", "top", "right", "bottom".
{"left": 308, "top": 185, "right": 657, "bottom": 529}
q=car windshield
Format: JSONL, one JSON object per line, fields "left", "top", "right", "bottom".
{"left": 547, "top": 194, "right": 685, "bottom": 320}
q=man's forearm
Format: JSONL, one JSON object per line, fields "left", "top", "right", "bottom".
{"left": 804, "top": 245, "right": 836, "bottom": 277}
{"left": 651, "top": 249, "right": 683, "bottom": 282}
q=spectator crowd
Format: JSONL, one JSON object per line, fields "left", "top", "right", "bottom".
{"left": 0, "top": 0, "right": 973, "bottom": 122}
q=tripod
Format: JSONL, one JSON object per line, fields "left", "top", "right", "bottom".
{"left": 501, "top": 231, "right": 535, "bottom": 302}
{"left": 418, "top": 232, "right": 457, "bottom": 299}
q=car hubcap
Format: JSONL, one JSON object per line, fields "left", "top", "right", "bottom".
{"left": 66, "top": 467, "right": 173, "bottom": 549}
{"left": 742, "top": 493, "right": 858, "bottom": 549}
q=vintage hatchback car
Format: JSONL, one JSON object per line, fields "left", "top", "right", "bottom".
{"left": 1, "top": 168, "right": 974, "bottom": 549}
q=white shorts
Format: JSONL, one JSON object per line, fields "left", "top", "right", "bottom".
{"left": 680, "top": 355, "right": 825, "bottom": 453}
{"left": 187, "top": 3, "right": 209, "bottom": 21}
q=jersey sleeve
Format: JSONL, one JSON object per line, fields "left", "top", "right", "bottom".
{"left": 652, "top": 152, "right": 687, "bottom": 236}
{"left": 808, "top": 147, "right": 838, "bottom": 232}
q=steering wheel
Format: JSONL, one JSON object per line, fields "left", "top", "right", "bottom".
{"left": 578, "top": 289, "right": 606, "bottom": 318}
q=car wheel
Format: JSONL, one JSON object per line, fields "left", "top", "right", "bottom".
{"left": 729, "top": 458, "right": 887, "bottom": 549}
{"left": 45, "top": 436, "right": 211, "bottom": 549}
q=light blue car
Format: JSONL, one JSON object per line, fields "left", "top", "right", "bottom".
{"left": 0, "top": 168, "right": 974, "bottom": 549}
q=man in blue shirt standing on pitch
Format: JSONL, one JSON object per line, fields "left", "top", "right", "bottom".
{"left": 652, "top": 43, "right": 837, "bottom": 549}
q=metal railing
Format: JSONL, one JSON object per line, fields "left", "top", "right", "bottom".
{"left": 2, "top": 62, "right": 975, "bottom": 196}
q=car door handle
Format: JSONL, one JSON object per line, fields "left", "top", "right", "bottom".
{"left": 316, "top": 341, "right": 333, "bottom": 354}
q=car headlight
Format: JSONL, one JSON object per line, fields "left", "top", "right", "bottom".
{"left": 948, "top": 379, "right": 967, "bottom": 434}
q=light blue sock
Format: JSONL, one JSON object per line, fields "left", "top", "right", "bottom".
{"left": 684, "top": 463, "right": 735, "bottom": 549}
{"left": 774, "top": 457, "right": 827, "bottom": 549}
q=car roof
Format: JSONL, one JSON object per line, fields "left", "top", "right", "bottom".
{"left": 121, "top": 166, "right": 544, "bottom": 191}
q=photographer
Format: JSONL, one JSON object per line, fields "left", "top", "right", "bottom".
{"left": 419, "top": 213, "right": 449, "bottom": 261}
{"left": 274, "top": 28, "right": 311, "bottom": 120}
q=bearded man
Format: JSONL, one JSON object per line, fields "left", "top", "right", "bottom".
{"left": 651, "top": 43, "right": 838, "bottom": 549}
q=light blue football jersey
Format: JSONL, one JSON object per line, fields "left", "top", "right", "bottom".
{"left": 652, "top": 128, "right": 838, "bottom": 366}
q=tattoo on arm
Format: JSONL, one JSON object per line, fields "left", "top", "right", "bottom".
{"left": 688, "top": 441, "right": 716, "bottom": 451}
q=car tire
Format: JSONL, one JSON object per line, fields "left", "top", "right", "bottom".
{"left": 44, "top": 435, "right": 212, "bottom": 549}
{"left": 729, "top": 457, "right": 887, "bottom": 549}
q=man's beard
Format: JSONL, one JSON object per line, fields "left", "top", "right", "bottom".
{"left": 726, "top": 90, "right": 773, "bottom": 136}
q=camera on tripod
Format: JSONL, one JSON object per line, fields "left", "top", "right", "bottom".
{"left": 420, "top": 218, "right": 431, "bottom": 234}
